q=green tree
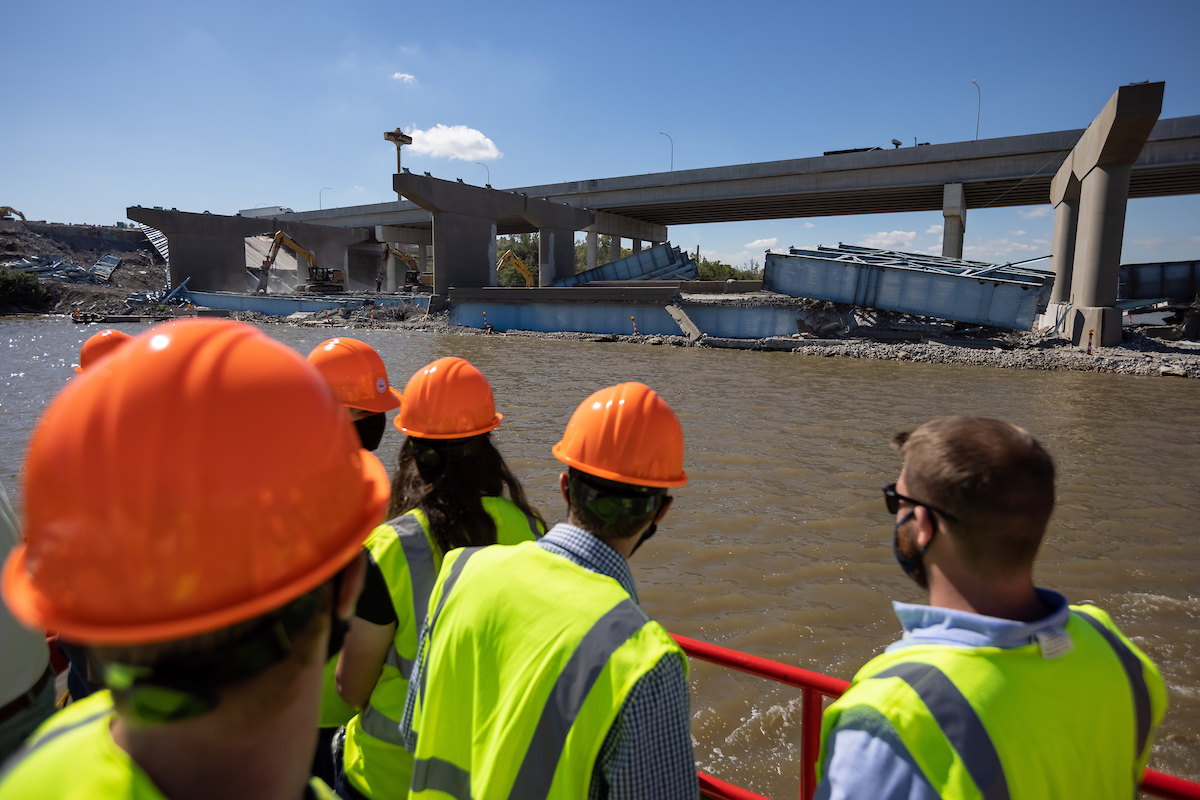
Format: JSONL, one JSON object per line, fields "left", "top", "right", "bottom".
{"left": 0, "top": 268, "right": 51, "bottom": 311}
{"left": 495, "top": 233, "right": 538, "bottom": 287}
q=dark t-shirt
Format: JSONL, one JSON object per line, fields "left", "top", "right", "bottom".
{"left": 354, "top": 552, "right": 397, "bottom": 626}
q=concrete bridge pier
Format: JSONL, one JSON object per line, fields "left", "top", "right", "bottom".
{"left": 941, "top": 184, "right": 966, "bottom": 259}
{"left": 587, "top": 232, "right": 598, "bottom": 270}
{"left": 1045, "top": 81, "right": 1164, "bottom": 347}
{"left": 1048, "top": 175, "right": 1080, "bottom": 305}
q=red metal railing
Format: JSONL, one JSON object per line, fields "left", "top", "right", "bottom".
{"left": 672, "top": 633, "right": 1200, "bottom": 800}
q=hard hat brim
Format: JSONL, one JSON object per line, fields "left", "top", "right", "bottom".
{"left": 395, "top": 412, "right": 502, "bottom": 440}
{"left": 1, "top": 449, "right": 392, "bottom": 646}
{"left": 552, "top": 441, "right": 688, "bottom": 488}
{"left": 351, "top": 385, "right": 402, "bottom": 414}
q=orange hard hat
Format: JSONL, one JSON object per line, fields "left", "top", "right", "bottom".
{"left": 76, "top": 329, "right": 133, "bottom": 373}
{"left": 307, "top": 337, "right": 402, "bottom": 413}
{"left": 395, "top": 357, "right": 502, "bottom": 439}
{"left": 552, "top": 382, "right": 687, "bottom": 488}
{"left": 2, "top": 318, "right": 389, "bottom": 645}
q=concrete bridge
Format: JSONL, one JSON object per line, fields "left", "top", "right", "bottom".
{"left": 132, "top": 83, "right": 1199, "bottom": 345}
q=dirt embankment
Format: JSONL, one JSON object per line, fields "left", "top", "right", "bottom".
{"left": 1, "top": 224, "right": 167, "bottom": 314}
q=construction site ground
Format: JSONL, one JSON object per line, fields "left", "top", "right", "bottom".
{"left": 1, "top": 225, "right": 166, "bottom": 314}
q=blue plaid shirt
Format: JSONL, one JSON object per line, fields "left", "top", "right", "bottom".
{"left": 400, "top": 523, "right": 698, "bottom": 800}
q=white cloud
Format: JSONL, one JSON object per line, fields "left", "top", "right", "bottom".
{"left": 925, "top": 224, "right": 943, "bottom": 236}
{"left": 1017, "top": 206, "right": 1051, "bottom": 220}
{"left": 391, "top": 72, "right": 416, "bottom": 83}
{"left": 802, "top": 222, "right": 815, "bottom": 228}
{"left": 408, "top": 124, "right": 501, "bottom": 161}
{"left": 1008, "top": 229, "right": 1027, "bottom": 237}
{"left": 858, "top": 230, "right": 917, "bottom": 249}
{"left": 962, "top": 238, "right": 1041, "bottom": 261}
{"left": 745, "top": 237, "right": 778, "bottom": 249}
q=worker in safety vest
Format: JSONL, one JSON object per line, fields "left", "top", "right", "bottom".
{"left": 305, "top": 336, "right": 404, "bottom": 786}
{"left": 401, "top": 381, "right": 698, "bottom": 800}
{"left": 333, "top": 356, "right": 545, "bottom": 800}
{"left": 55, "top": 327, "right": 137, "bottom": 702}
{"left": 816, "top": 416, "right": 1167, "bottom": 800}
{"left": 0, "top": 318, "right": 390, "bottom": 799}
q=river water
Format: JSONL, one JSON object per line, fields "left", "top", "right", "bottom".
{"left": 2, "top": 316, "right": 1197, "bottom": 796}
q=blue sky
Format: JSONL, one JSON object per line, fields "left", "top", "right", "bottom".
{"left": 5, "top": 0, "right": 1199, "bottom": 267}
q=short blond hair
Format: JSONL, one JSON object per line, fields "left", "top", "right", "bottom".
{"left": 892, "top": 417, "right": 1055, "bottom": 576}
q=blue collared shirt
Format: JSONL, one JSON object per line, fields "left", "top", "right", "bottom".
{"left": 815, "top": 590, "right": 1070, "bottom": 800}
{"left": 400, "top": 523, "right": 698, "bottom": 800}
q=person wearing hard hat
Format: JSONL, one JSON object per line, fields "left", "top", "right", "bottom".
{"left": 815, "top": 417, "right": 1167, "bottom": 800}
{"left": 399, "top": 381, "right": 697, "bottom": 800}
{"left": 75, "top": 328, "right": 133, "bottom": 374}
{"left": 305, "top": 337, "right": 404, "bottom": 787}
{"left": 332, "top": 356, "right": 545, "bottom": 800}
{"left": 0, "top": 318, "right": 390, "bottom": 799}
{"left": 307, "top": 337, "right": 403, "bottom": 453}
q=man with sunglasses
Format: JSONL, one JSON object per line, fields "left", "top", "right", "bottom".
{"left": 399, "top": 382, "right": 698, "bottom": 800}
{"left": 816, "top": 416, "right": 1166, "bottom": 800}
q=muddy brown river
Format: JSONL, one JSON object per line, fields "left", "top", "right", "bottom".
{"left": 2, "top": 317, "right": 1197, "bottom": 797}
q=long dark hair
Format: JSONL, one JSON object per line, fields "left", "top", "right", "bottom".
{"left": 387, "top": 433, "right": 545, "bottom": 554}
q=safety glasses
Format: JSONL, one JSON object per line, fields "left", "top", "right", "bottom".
{"left": 883, "top": 483, "right": 959, "bottom": 523}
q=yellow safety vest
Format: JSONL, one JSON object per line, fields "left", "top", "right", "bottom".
{"left": 0, "top": 690, "right": 339, "bottom": 799}
{"left": 817, "top": 604, "right": 1167, "bottom": 800}
{"left": 409, "top": 541, "right": 686, "bottom": 800}
{"left": 341, "top": 497, "right": 543, "bottom": 800}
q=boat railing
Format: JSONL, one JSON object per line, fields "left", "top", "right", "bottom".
{"left": 671, "top": 633, "right": 1200, "bottom": 800}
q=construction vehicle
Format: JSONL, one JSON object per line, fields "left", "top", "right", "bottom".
{"left": 1, "top": 207, "right": 27, "bottom": 221}
{"left": 255, "top": 230, "right": 343, "bottom": 293}
{"left": 379, "top": 244, "right": 421, "bottom": 287}
{"left": 301, "top": 266, "right": 346, "bottom": 293}
{"left": 496, "top": 249, "right": 536, "bottom": 288}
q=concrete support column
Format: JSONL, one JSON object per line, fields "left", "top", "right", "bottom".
{"left": 431, "top": 212, "right": 495, "bottom": 296}
{"left": 941, "top": 183, "right": 966, "bottom": 259}
{"left": 386, "top": 252, "right": 397, "bottom": 292}
{"left": 1073, "top": 163, "right": 1131, "bottom": 309}
{"left": 633, "top": 239, "right": 642, "bottom": 253}
{"left": 488, "top": 224, "right": 498, "bottom": 287}
{"left": 1049, "top": 195, "right": 1079, "bottom": 305}
{"left": 610, "top": 236, "right": 621, "bottom": 264}
{"left": 419, "top": 245, "right": 428, "bottom": 274}
{"left": 538, "top": 226, "right": 576, "bottom": 286}
{"left": 587, "top": 232, "right": 598, "bottom": 271}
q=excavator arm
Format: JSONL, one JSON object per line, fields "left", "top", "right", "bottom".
{"left": 496, "top": 249, "right": 535, "bottom": 288}
{"left": 380, "top": 245, "right": 421, "bottom": 287}
{"left": 258, "top": 230, "right": 318, "bottom": 293}
{"left": 0, "top": 207, "right": 27, "bottom": 222}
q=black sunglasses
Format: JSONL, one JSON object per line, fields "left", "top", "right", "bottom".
{"left": 883, "top": 483, "right": 959, "bottom": 523}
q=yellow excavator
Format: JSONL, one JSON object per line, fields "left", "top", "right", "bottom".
{"left": 1, "top": 207, "right": 26, "bottom": 222}
{"left": 257, "top": 230, "right": 343, "bottom": 293}
{"left": 496, "top": 249, "right": 535, "bottom": 287}
{"left": 379, "top": 244, "right": 421, "bottom": 287}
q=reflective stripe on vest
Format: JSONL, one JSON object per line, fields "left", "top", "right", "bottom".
{"left": 507, "top": 600, "right": 649, "bottom": 799}
{"left": 867, "top": 662, "right": 1010, "bottom": 800}
{"left": 412, "top": 756, "right": 475, "bottom": 800}
{"left": 1072, "top": 610, "right": 1153, "bottom": 767}
{"left": 418, "top": 545, "right": 483, "bottom": 709}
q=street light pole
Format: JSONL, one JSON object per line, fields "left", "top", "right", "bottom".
{"left": 659, "top": 131, "right": 674, "bottom": 171}
{"left": 972, "top": 79, "right": 981, "bottom": 141}
{"left": 476, "top": 162, "right": 491, "bottom": 187}
{"left": 319, "top": 187, "right": 332, "bottom": 210}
